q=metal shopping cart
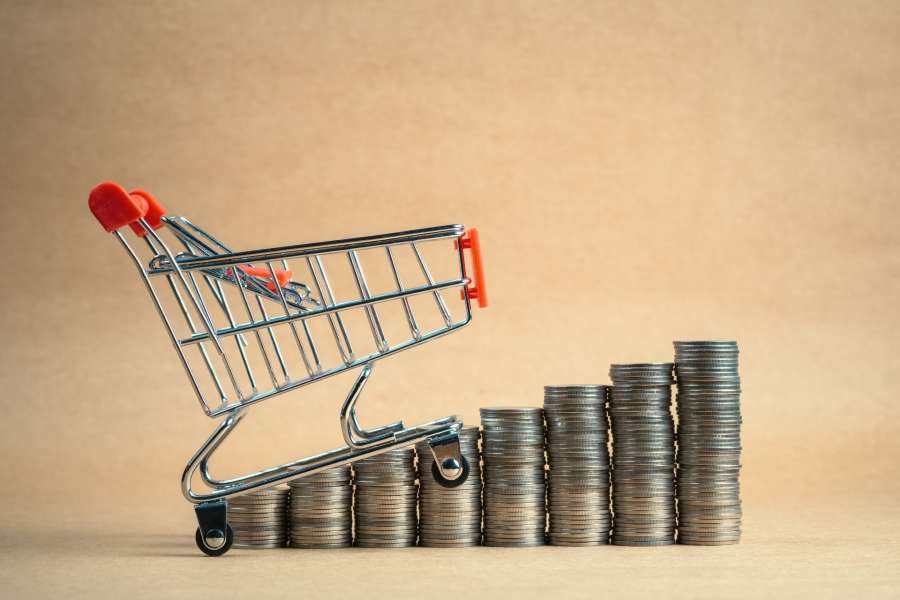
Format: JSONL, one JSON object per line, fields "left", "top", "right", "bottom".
{"left": 88, "top": 182, "right": 488, "bottom": 555}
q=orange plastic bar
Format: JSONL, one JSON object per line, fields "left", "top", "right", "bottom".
{"left": 235, "top": 265, "right": 293, "bottom": 292}
{"left": 459, "top": 228, "right": 488, "bottom": 308}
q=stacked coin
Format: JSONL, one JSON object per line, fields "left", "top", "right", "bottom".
{"left": 353, "top": 448, "right": 418, "bottom": 547}
{"left": 228, "top": 487, "right": 290, "bottom": 549}
{"left": 674, "top": 341, "right": 742, "bottom": 545}
{"left": 544, "top": 385, "right": 611, "bottom": 545}
{"left": 287, "top": 466, "right": 353, "bottom": 548}
{"left": 608, "top": 364, "right": 676, "bottom": 546}
{"left": 480, "top": 407, "right": 546, "bottom": 546}
{"left": 416, "top": 427, "right": 483, "bottom": 547}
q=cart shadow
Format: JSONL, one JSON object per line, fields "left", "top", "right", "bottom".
{"left": 134, "top": 535, "right": 272, "bottom": 559}
{"left": 109, "top": 533, "right": 199, "bottom": 558}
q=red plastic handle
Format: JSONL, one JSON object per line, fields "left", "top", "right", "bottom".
{"left": 234, "top": 265, "right": 293, "bottom": 292}
{"left": 127, "top": 189, "right": 166, "bottom": 236}
{"left": 459, "top": 228, "right": 488, "bottom": 308}
{"left": 88, "top": 182, "right": 166, "bottom": 236}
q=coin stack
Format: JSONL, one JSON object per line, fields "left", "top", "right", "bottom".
{"left": 480, "top": 407, "right": 546, "bottom": 546}
{"left": 353, "top": 448, "right": 418, "bottom": 547}
{"left": 287, "top": 466, "right": 353, "bottom": 549}
{"left": 544, "top": 385, "right": 611, "bottom": 546}
{"left": 674, "top": 341, "right": 742, "bottom": 545}
{"left": 608, "top": 363, "right": 677, "bottom": 546}
{"left": 416, "top": 427, "right": 483, "bottom": 547}
{"left": 228, "top": 487, "right": 290, "bottom": 549}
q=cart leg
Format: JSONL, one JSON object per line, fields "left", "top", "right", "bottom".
{"left": 340, "top": 364, "right": 404, "bottom": 448}
{"left": 194, "top": 499, "right": 233, "bottom": 556}
{"left": 428, "top": 430, "right": 470, "bottom": 488}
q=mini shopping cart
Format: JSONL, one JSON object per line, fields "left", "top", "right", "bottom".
{"left": 88, "top": 182, "right": 487, "bottom": 556}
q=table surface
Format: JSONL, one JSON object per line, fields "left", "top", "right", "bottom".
{"left": 3, "top": 498, "right": 898, "bottom": 599}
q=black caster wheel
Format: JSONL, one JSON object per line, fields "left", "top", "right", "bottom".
{"left": 432, "top": 455, "right": 470, "bottom": 488}
{"left": 195, "top": 524, "right": 234, "bottom": 557}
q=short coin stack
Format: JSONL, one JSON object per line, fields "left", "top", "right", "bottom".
{"left": 416, "top": 427, "right": 483, "bottom": 547}
{"left": 353, "top": 448, "right": 418, "bottom": 547}
{"left": 609, "top": 364, "right": 676, "bottom": 546}
{"left": 674, "top": 341, "right": 742, "bottom": 545}
{"left": 288, "top": 466, "right": 353, "bottom": 548}
{"left": 544, "top": 385, "right": 611, "bottom": 545}
{"left": 228, "top": 487, "right": 290, "bottom": 549}
{"left": 480, "top": 407, "right": 546, "bottom": 546}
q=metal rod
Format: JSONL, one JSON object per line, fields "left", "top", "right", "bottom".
{"left": 188, "top": 272, "right": 255, "bottom": 396}
{"left": 347, "top": 250, "right": 389, "bottom": 353}
{"left": 271, "top": 260, "right": 321, "bottom": 372}
{"left": 157, "top": 224, "right": 465, "bottom": 273}
{"left": 178, "top": 278, "right": 466, "bottom": 346}
{"left": 266, "top": 261, "right": 319, "bottom": 376}
{"left": 233, "top": 264, "right": 280, "bottom": 389}
{"left": 313, "top": 256, "right": 355, "bottom": 360}
{"left": 339, "top": 364, "right": 377, "bottom": 448}
{"left": 115, "top": 231, "right": 214, "bottom": 413}
{"left": 306, "top": 256, "right": 353, "bottom": 365}
{"left": 411, "top": 242, "right": 453, "bottom": 328}
{"left": 182, "top": 406, "right": 462, "bottom": 503}
{"left": 166, "top": 274, "right": 229, "bottom": 404}
{"left": 143, "top": 232, "right": 229, "bottom": 406}
{"left": 385, "top": 246, "right": 421, "bottom": 340}
{"left": 203, "top": 319, "right": 470, "bottom": 417}
{"left": 253, "top": 296, "right": 291, "bottom": 382}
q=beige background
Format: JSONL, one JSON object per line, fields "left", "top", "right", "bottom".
{"left": 1, "top": 1, "right": 899, "bottom": 598}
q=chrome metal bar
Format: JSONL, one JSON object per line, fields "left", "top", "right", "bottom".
{"left": 163, "top": 216, "right": 230, "bottom": 255}
{"left": 336, "top": 364, "right": 404, "bottom": 448}
{"left": 268, "top": 261, "right": 321, "bottom": 374}
{"left": 175, "top": 215, "right": 289, "bottom": 381}
{"left": 189, "top": 271, "right": 255, "bottom": 396}
{"left": 166, "top": 274, "right": 228, "bottom": 404}
{"left": 178, "top": 278, "right": 466, "bottom": 346}
{"left": 157, "top": 224, "right": 465, "bottom": 273}
{"left": 233, "top": 263, "right": 279, "bottom": 390}
{"left": 114, "top": 231, "right": 213, "bottom": 413}
{"left": 339, "top": 364, "right": 379, "bottom": 448}
{"left": 312, "top": 256, "right": 355, "bottom": 362}
{"left": 411, "top": 242, "right": 453, "bottom": 328}
{"left": 253, "top": 296, "right": 290, "bottom": 382}
{"left": 264, "top": 261, "right": 316, "bottom": 378}
{"left": 168, "top": 231, "right": 233, "bottom": 318}
{"left": 350, "top": 412, "right": 404, "bottom": 441}
{"left": 204, "top": 319, "right": 470, "bottom": 417}
{"left": 385, "top": 246, "right": 421, "bottom": 340}
{"left": 143, "top": 221, "right": 248, "bottom": 406}
{"left": 306, "top": 256, "right": 353, "bottom": 365}
{"left": 145, "top": 231, "right": 228, "bottom": 406}
{"left": 210, "top": 279, "right": 247, "bottom": 349}
{"left": 348, "top": 251, "right": 389, "bottom": 353}
{"left": 183, "top": 407, "right": 462, "bottom": 503}
{"left": 145, "top": 223, "right": 225, "bottom": 352}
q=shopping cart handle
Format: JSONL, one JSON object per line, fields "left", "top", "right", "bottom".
{"left": 233, "top": 265, "right": 293, "bottom": 292}
{"left": 459, "top": 228, "right": 488, "bottom": 308}
{"left": 88, "top": 181, "right": 166, "bottom": 237}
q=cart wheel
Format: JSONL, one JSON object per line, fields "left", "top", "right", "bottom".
{"left": 431, "top": 455, "right": 470, "bottom": 488}
{"left": 195, "top": 524, "right": 234, "bottom": 557}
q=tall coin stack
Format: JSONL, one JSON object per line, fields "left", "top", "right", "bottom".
{"left": 228, "top": 487, "right": 290, "bottom": 549}
{"left": 609, "top": 364, "right": 677, "bottom": 546}
{"left": 544, "top": 386, "right": 611, "bottom": 546}
{"left": 416, "top": 427, "right": 483, "bottom": 547}
{"left": 353, "top": 448, "right": 418, "bottom": 547}
{"left": 480, "top": 407, "right": 546, "bottom": 546}
{"left": 288, "top": 466, "right": 353, "bottom": 548}
{"left": 674, "top": 341, "right": 742, "bottom": 545}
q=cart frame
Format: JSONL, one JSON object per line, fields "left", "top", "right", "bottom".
{"left": 89, "top": 182, "right": 487, "bottom": 555}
